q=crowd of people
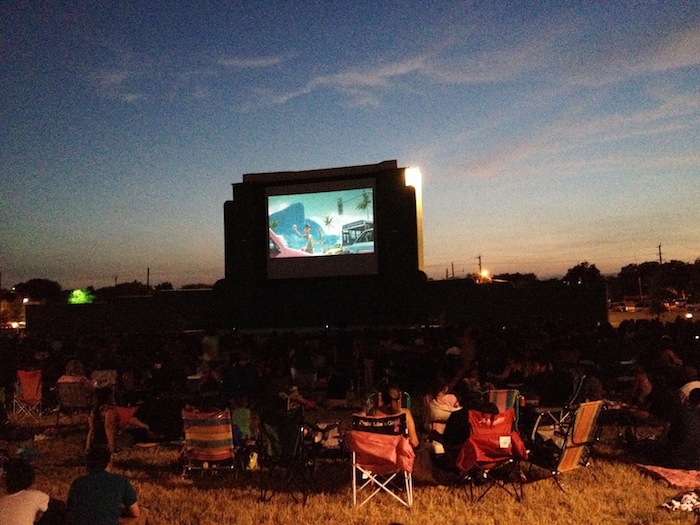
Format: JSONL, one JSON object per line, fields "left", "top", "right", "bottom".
{"left": 1, "top": 315, "right": 699, "bottom": 522}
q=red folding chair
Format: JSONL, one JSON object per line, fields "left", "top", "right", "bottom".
{"left": 13, "top": 370, "right": 43, "bottom": 422}
{"left": 346, "top": 413, "right": 415, "bottom": 508}
{"left": 456, "top": 407, "right": 528, "bottom": 502}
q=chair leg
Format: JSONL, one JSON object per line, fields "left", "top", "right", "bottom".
{"left": 552, "top": 473, "right": 566, "bottom": 493}
{"left": 352, "top": 463, "right": 357, "bottom": 506}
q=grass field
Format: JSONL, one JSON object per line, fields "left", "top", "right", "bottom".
{"left": 3, "top": 414, "right": 699, "bottom": 525}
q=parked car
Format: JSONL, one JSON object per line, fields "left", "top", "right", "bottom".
{"left": 609, "top": 302, "right": 627, "bottom": 312}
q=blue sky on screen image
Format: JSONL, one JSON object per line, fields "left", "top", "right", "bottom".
{"left": 267, "top": 188, "right": 374, "bottom": 256}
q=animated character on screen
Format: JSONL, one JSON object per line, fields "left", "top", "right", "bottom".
{"left": 292, "top": 224, "right": 322, "bottom": 254}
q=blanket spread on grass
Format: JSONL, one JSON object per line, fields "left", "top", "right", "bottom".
{"left": 637, "top": 464, "right": 700, "bottom": 489}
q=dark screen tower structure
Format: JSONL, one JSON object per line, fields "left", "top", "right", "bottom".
{"left": 223, "top": 160, "right": 426, "bottom": 329}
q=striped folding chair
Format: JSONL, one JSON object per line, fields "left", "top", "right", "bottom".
{"left": 528, "top": 400, "right": 603, "bottom": 492}
{"left": 486, "top": 389, "right": 524, "bottom": 427}
{"left": 181, "top": 408, "right": 236, "bottom": 478}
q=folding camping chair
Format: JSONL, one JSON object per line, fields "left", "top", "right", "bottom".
{"left": 456, "top": 407, "right": 528, "bottom": 502}
{"left": 54, "top": 381, "right": 93, "bottom": 425}
{"left": 346, "top": 413, "right": 415, "bottom": 508}
{"left": 528, "top": 400, "right": 603, "bottom": 492}
{"left": 529, "top": 372, "right": 588, "bottom": 443}
{"left": 486, "top": 389, "right": 524, "bottom": 426}
{"left": 182, "top": 408, "right": 237, "bottom": 479}
{"left": 12, "top": 370, "right": 43, "bottom": 422}
{"left": 257, "top": 405, "right": 316, "bottom": 504}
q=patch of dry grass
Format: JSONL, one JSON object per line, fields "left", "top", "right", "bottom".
{"left": 3, "top": 417, "right": 697, "bottom": 525}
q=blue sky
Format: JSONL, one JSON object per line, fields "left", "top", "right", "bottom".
{"left": 1, "top": 1, "right": 698, "bottom": 288}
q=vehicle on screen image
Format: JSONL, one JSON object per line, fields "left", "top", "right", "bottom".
{"left": 268, "top": 229, "right": 313, "bottom": 258}
{"left": 340, "top": 219, "right": 373, "bottom": 253}
{"left": 324, "top": 241, "right": 343, "bottom": 255}
{"left": 342, "top": 228, "right": 374, "bottom": 254}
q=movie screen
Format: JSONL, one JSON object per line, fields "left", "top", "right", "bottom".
{"left": 267, "top": 187, "right": 374, "bottom": 259}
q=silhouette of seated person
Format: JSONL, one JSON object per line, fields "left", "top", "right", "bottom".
{"left": 0, "top": 459, "right": 50, "bottom": 524}
{"left": 57, "top": 359, "right": 94, "bottom": 392}
{"left": 367, "top": 385, "right": 419, "bottom": 448}
{"left": 423, "top": 377, "right": 461, "bottom": 435}
{"left": 117, "top": 394, "right": 183, "bottom": 447}
{"left": 519, "top": 354, "right": 575, "bottom": 436}
{"left": 631, "top": 388, "right": 700, "bottom": 470}
{"left": 432, "top": 378, "right": 499, "bottom": 473}
{"left": 67, "top": 446, "right": 148, "bottom": 525}
{"left": 678, "top": 366, "right": 700, "bottom": 404}
{"left": 487, "top": 353, "right": 526, "bottom": 388}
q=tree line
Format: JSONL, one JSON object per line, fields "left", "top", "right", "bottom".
{"left": 3, "top": 258, "right": 700, "bottom": 306}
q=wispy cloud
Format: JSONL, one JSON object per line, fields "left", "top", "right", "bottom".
{"left": 455, "top": 69, "right": 699, "bottom": 176}
{"left": 88, "top": 14, "right": 700, "bottom": 112}
{"left": 266, "top": 55, "right": 428, "bottom": 106}
{"left": 92, "top": 67, "right": 147, "bottom": 102}
{"left": 566, "top": 20, "right": 700, "bottom": 86}
{"left": 260, "top": 17, "right": 700, "bottom": 108}
{"left": 217, "top": 55, "right": 286, "bottom": 68}
{"left": 96, "top": 69, "right": 131, "bottom": 88}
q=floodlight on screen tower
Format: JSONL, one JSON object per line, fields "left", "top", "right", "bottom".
{"left": 404, "top": 167, "right": 423, "bottom": 271}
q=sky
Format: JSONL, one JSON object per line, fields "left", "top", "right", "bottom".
{"left": 1, "top": 1, "right": 699, "bottom": 289}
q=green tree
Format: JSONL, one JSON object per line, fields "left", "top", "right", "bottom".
{"left": 181, "top": 283, "right": 212, "bottom": 290}
{"left": 563, "top": 262, "right": 603, "bottom": 285}
{"left": 356, "top": 191, "right": 372, "bottom": 218}
{"left": 94, "top": 280, "right": 151, "bottom": 302}
{"left": 493, "top": 273, "right": 539, "bottom": 286}
{"left": 13, "top": 278, "right": 62, "bottom": 303}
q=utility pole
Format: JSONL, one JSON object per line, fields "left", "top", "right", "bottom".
{"left": 638, "top": 275, "right": 643, "bottom": 303}
{"left": 658, "top": 245, "right": 662, "bottom": 265}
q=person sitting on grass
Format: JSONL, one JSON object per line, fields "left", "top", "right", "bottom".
{"left": 67, "top": 446, "right": 148, "bottom": 525}
{"left": 0, "top": 458, "right": 49, "bottom": 525}
{"left": 631, "top": 388, "right": 700, "bottom": 470}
